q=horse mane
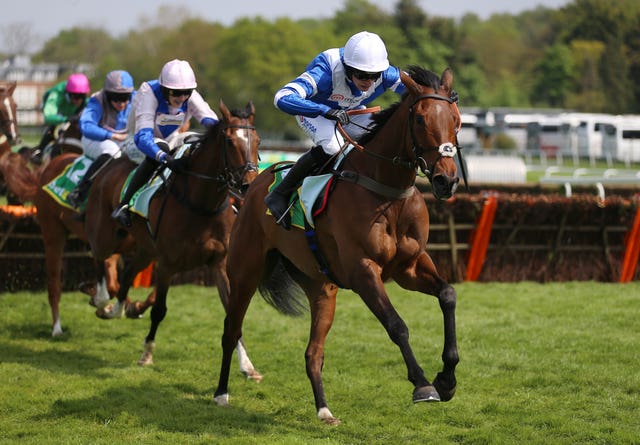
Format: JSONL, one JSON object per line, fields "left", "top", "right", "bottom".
{"left": 357, "top": 65, "right": 441, "bottom": 146}
{"left": 200, "top": 107, "right": 252, "bottom": 144}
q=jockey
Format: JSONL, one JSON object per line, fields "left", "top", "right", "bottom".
{"left": 67, "top": 70, "right": 135, "bottom": 208}
{"left": 265, "top": 31, "right": 406, "bottom": 229}
{"left": 111, "top": 59, "right": 219, "bottom": 228}
{"left": 31, "top": 73, "right": 91, "bottom": 164}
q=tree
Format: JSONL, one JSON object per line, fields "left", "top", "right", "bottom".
{"left": 531, "top": 44, "right": 574, "bottom": 107}
{"left": 34, "top": 28, "right": 114, "bottom": 67}
{"left": 1, "top": 23, "right": 41, "bottom": 55}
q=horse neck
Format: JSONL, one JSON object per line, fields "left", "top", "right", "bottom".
{"left": 350, "top": 101, "right": 417, "bottom": 190}
{"left": 179, "top": 127, "right": 228, "bottom": 210}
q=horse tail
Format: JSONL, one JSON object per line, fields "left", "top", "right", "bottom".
{"left": 258, "top": 250, "right": 308, "bottom": 317}
{"left": 0, "top": 151, "right": 39, "bottom": 202}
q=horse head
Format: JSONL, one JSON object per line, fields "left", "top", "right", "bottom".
{"left": 0, "top": 82, "right": 21, "bottom": 147}
{"left": 400, "top": 67, "right": 461, "bottom": 200}
{"left": 217, "top": 99, "right": 260, "bottom": 198}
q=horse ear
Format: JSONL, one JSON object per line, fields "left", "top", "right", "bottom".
{"left": 400, "top": 70, "right": 421, "bottom": 96}
{"left": 219, "top": 99, "right": 232, "bottom": 121}
{"left": 440, "top": 68, "right": 453, "bottom": 94}
{"left": 247, "top": 101, "right": 255, "bottom": 116}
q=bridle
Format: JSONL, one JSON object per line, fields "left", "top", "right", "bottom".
{"left": 166, "top": 120, "right": 258, "bottom": 207}
{"left": 221, "top": 122, "right": 259, "bottom": 199}
{"left": 407, "top": 93, "right": 468, "bottom": 188}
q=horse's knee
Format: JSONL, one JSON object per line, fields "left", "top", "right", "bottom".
{"left": 438, "top": 285, "right": 456, "bottom": 311}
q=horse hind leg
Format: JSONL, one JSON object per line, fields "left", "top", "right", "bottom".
{"left": 297, "top": 279, "right": 341, "bottom": 425}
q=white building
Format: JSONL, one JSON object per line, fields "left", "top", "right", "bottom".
{"left": 0, "top": 55, "right": 91, "bottom": 125}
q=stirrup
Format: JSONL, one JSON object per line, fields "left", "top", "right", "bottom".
{"left": 30, "top": 149, "right": 43, "bottom": 165}
{"left": 111, "top": 205, "right": 132, "bottom": 228}
{"left": 264, "top": 194, "right": 293, "bottom": 230}
{"left": 67, "top": 189, "right": 81, "bottom": 207}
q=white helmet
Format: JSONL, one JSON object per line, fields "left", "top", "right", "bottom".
{"left": 159, "top": 59, "right": 197, "bottom": 89}
{"left": 343, "top": 31, "right": 389, "bottom": 72}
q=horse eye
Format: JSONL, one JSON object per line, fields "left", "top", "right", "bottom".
{"left": 415, "top": 115, "right": 425, "bottom": 126}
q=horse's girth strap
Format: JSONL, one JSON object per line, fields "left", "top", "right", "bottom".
{"left": 337, "top": 170, "right": 414, "bottom": 200}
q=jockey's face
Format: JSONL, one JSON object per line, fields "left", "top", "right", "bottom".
{"left": 349, "top": 69, "right": 381, "bottom": 92}
{"left": 167, "top": 89, "right": 192, "bottom": 107}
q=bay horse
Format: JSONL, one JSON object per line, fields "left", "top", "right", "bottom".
{"left": 0, "top": 149, "right": 154, "bottom": 336}
{"left": 214, "top": 67, "right": 461, "bottom": 424}
{"left": 84, "top": 100, "right": 262, "bottom": 379}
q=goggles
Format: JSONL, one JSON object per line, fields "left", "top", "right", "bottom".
{"left": 352, "top": 70, "right": 382, "bottom": 81}
{"left": 107, "top": 92, "right": 132, "bottom": 103}
{"left": 168, "top": 88, "right": 193, "bottom": 98}
{"left": 68, "top": 93, "right": 86, "bottom": 100}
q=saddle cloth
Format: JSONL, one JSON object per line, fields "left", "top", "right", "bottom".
{"left": 42, "top": 155, "right": 91, "bottom": 211}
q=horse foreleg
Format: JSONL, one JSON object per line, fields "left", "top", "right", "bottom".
{"left": 354, "top": 268, "right": 439, "bottom": 404}
{"left": 394, "top": 252, "right": 459, "bottom": 402}
{"left": 431, "top": 284, "right": 458, "bottom": 401}
{"left": 214, "top": 287, "right": 255, "bottom": 406}
{"left": 301, "top": 281, "right": 340, "bottom": 425}
{"left": 212, "top": 263, "right": 262, "bottom": 381}
{"left": 137, "top": 273, "right": 169, "bottom": 366}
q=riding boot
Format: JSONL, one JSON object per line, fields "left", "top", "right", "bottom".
{"left": 264, "top": 145, "right": 332, "bottom": 230}
{"left": 111, "top": 158, "right": 157, "bottom": 228}
{"left": 30, "top": 126, "right": 55, "bottom": 165}
{"left": 68, "top": 154, "right": 112, "bottom": 208}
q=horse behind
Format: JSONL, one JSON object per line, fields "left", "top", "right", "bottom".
{"left": 85, "top": 100, "right": 262, "bottom": 377}
{"left": 0, "top": 81, "right": 20, "bottom": 150}
{"left": 214, "top": 67, "right": 461, "bottom": 424}
{"left": 0, "top": 81, "right": 23, "bottom": 202}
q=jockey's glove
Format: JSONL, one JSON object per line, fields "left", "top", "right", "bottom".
{"left": 324, "top": 109, "right": 350, "bottom": 125}
{"left": 162, "top": 154, "right": 188, "bottom": 173}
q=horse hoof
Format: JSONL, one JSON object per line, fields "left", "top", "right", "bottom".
{"left": 317, "top": 407, "right": 340, "bottom": 425}
{"left": 413, "top": 385, "right": 441, "bottom": 403}
{"left": 125, "top": 302, "right": 144, "bottom": 319}
{"left": 214, "top": 393, "right": 229, "bottom": 406}
{"left": 137, "top": 354, "right": 153, "bottom": 366}
{"left": 95, "top": 307, "right": 110, "bottom": 319}
{"left": 433, "top": 373, "right": 457, "bottom": 402}
{"left": 244, "top": 370, "right": 263, "bottom": 382}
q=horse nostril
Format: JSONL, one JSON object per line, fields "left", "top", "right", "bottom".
{"left": 432, "top": 174, "right": 447, "bottom": 189}
{"left": 432, "top": 174, "right": 459, "bottom": 199}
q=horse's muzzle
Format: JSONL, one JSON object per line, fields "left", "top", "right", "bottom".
{"left": 431, "top": 174, "right": 459, "bottom": 200}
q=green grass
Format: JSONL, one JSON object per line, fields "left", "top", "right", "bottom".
{"left": 1, "top": 282, "right": 639, "bottom": 444}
